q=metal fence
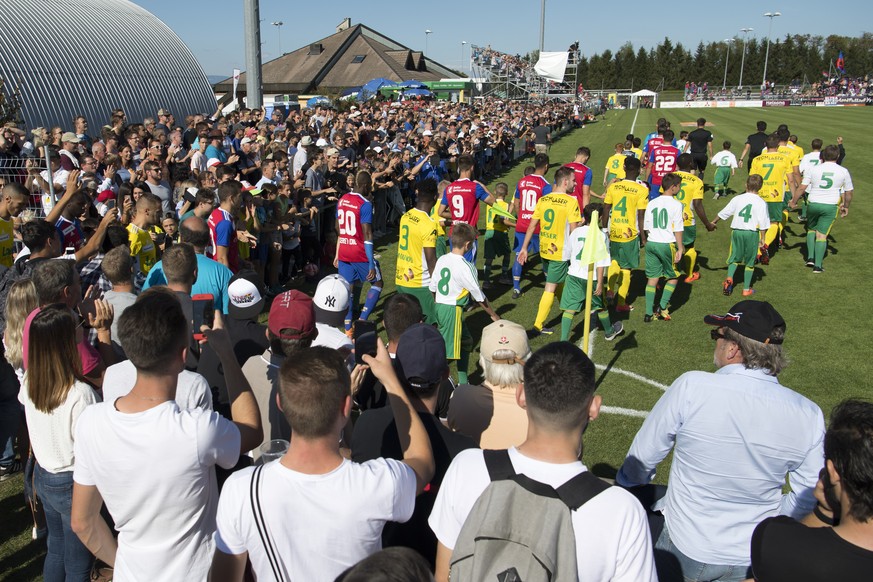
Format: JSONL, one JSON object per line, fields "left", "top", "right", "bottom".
{"left": 0, "top": 149, "right": 52, "bottom": 220}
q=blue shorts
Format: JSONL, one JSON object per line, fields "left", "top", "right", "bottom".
{"left": 338, "top": 260, "right": 382, "bottom": 285}
{"left": 514, "top": 232, "right": 540, "bottom": 255}
{"left": 648, "top": 182, "right": 662, "bottom": 200}
{"left": 448, "top": 239, "right": 478, "bottom": 264}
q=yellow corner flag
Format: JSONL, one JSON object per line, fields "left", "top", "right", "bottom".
{"left": 581, "top": 210, "right": 608, "bottom": 355}
{"left": 488, "top": 204, "right": 516, "bottom": 221}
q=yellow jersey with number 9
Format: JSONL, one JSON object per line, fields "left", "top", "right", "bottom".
{"left": 604, "top": 179, "right": 649, "bottom": 242}
{"left": 531, "top": 193, "right": 581, "bottom": 260}
{"left": 675, "top": 170, "right": 704, "bottom": 227}
{"left": 750, "top": 152, "right": 791, "bottom": 202}
{"left": 396, "top": 208, "right": 437, "bottom": 288}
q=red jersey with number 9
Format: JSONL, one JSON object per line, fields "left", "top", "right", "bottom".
{"left": 514, "top": 174, "right": 552, "bottom": 234}
{"left": 649, "top": 144, "right": 680, "bottom": 186}
{"left": 336, "top": 192, "right": 372, "bottom": 263}
{"left": 442, "top": 178, "right": 490, "bottom": 237}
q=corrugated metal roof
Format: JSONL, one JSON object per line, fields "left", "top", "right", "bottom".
{"left": 0, "top": 0, "right": 216, "bottom": 130}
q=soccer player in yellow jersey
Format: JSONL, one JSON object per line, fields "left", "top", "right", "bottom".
{"left": 433, "top": 179, "right": 452, "bottom": 257}
{"left": 750, "top": 134, "right": 793, "bottom": 264}
{"left": 777, "top": 127, "right": 802, "bottom": 236}
{"left": 675, "top": 154, "right": 715, "bottom": 282}
{"left": 483, "top": 182, "right": 514, "bottom": 288}
{"left": 396, "top": 179, "right": 439, "bottom": 324}
{"left": 601, "top": 156, "right": 649, "bottom": 312}
{"left": 603, "top": 143, "right": 627, "bottom": 187}
{"left": 0, "top": 184, "right": 29, "bottom": 268}
{"left": 127, "top": 193, "right": 161, "bottom": 289}
{"left": 519, "top": 167, "right": 581, "bottom": 335}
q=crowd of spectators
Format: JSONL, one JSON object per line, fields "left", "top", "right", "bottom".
{"left": 807, "top": 75, "right": 872, "bottom": 97}
{"left": 471, "top": 45, "right": 533, "bottom": 82}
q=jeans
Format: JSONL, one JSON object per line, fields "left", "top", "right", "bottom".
{"left": 34, "top": 464, "right": 93, "bottom": 581}
{"left": 655, "top": 523, "right": 751, "bottom": 582}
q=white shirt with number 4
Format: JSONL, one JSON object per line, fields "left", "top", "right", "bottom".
{"left": 717, "top": 192, "right": 770, "bottom": 231}
{"left": 644, "top": 196, "right": 684, "bottom": 243}
{"left": 429, "top": 253, "right": 485, "bottom": 306}
{"left": 802, "top": 161, "right": 853, "bottom": 205}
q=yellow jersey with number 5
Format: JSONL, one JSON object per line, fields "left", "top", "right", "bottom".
{"left": 750, "top": 152, "right": 791, "bottom": 202}
{"left": 675, "top": 170, "right": 704, "bottom": 227}
{"left": 604, "top": 179, "right": 649, "bottom": 243}
{"left": 531, "top": 193, "right": 581, "bottom": 260}
{"left": 396, "top": 208, "right": 437, "bottom": 288}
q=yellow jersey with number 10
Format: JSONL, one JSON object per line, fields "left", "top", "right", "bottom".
{"left": 750, "top": 152, "right": 791, "bottom": 202}
{"left": 531, "top": 193, "right": 581, "bottom": 260}
{"left": 396, "top": 208, "right": 437, "bottom": 288}
{"left": 675, "top": 170, "right": 704, "bottom": 227}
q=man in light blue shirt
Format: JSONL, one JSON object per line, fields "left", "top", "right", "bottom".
{"left": 617, "top": 300, "right": 824, "bottom": 582}
{"left": 143, "top": 217, "right": 232, "bottom": 314}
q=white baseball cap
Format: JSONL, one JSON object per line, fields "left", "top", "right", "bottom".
{"left": 313, "top": 274, "right": 351, "bottom": 328}
{"left": 228, "top": 271, "right": 265, "bottom": 320}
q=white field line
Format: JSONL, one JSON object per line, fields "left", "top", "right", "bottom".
{"left": 600, "top": 405, "right": 649, "bottom": 419}
{"left": 629, "top": 107, "right": 641, "bottom": 135}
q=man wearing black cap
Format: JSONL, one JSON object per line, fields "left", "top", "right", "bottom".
{"left": 616, "top": 300, "right": 825, "bottom": 582}
{"left": 351, "top": 323, "right": 474, "bottom": 568}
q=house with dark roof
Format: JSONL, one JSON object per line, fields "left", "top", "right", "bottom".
{"left": 214, "top": 20, "right": 461, "bottom": 99}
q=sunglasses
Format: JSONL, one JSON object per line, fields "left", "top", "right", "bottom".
{"left": 710, "top": 329, "right": 726, "bottom": 341}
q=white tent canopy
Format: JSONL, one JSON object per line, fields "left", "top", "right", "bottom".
{"left": 629, "top": 89, "right": 658, "bottom": 109}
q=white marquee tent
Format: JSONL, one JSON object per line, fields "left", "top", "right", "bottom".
{"left": 629, "top": 89, "right": 659, "bottom": 109}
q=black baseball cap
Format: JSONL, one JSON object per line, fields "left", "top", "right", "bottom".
{"left": 395, "top": 324, "right": 448, "bottom": 390}
{"left": 704, "top": 300, "right": 785, "bottom": 344}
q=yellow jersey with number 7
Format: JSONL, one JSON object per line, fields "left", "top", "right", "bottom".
{"left": 750, "top": 152, "right": 791, "bottom": 203}
{"left": 530, "top": 193, "right": 581, "bottom": 260}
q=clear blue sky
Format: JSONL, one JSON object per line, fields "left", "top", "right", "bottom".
{"left": 136, "top": 0, "right": 869, "bottom": 77}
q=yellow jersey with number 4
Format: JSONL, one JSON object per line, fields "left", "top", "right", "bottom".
{"left": 396, "top": 208, "right": 437, "bottom": 288}
{"left": 675, "top": 170, "right": 704, "bottom": 227}
{"left": 750, "top": 152, "right": 791, "bottom": 202}
{"left": 531, "top": 193, "right": 581, "bottom": 260}
{"left": 604, "top": 179, "right": 649, "bottom": 242}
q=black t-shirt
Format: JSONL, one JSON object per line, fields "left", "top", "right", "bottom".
{"left": 197, "top": 317, "right": 269, "bottom": 410}
{"left": 688, "top": 128, "right": 713, "bottom": 154}
{"left": 751, "top": 515, "right": 873, "bottom": 582}
{"left": 350, "top": 407, "right": 475, "bottom": 567}
{"left": 532, "top": 125, "right": 550, "bottom": 145}
{"left": 746, "top": 131, "right": 768, "bottom": 159}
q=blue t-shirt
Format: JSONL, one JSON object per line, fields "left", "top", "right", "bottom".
{"left": 143, "top": 253, "right": 233, "bottom": 314}
{"left": 205, "top": 144, "right": 227, "bottom": 163}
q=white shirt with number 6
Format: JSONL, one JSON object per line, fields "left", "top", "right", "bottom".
{"left": 644, "top": 196, "right": 684, "bottom": 243}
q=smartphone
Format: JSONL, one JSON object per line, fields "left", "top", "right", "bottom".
{"left": 353, "top": 320, "right": 377, "bottom": 364}
{"left": 104, "top": 199, "right": 116, "bottom": 210}
{"left": 191, "top": 294, "right": 215, "bottom": 341}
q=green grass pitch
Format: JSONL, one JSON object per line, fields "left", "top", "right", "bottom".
{"left": 1, "top": 106, "right": 870, "bottom": 578}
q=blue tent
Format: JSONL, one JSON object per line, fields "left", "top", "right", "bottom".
{"left": 398, "top": 79, "right": 427, "bottom": 88}
{"left": 306, "top": 95, "right": 332, "bottom": 108}
{"left": 340, "top": 86, "right": 362, "bottom": 97}
{"left": 360, "top": 77, "right": 398, "bottom": 100}
{"left": 403, "top": 88, "right": 433, "bottom": 98}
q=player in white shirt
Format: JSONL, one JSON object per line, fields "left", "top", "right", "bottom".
{"left": 642, "top": 173, "right": 685, "bottom": 322}
{"left": 790, "top": 144, "right": 854, "bottom": 272}
{"left": 797, "top": 139, "right": 823, "bottom": 223}
{"left": 710, "top": 141, "right": 739, "bottom": 199}
{"left": 559, "top": 203, "right": 624, "bottom": 342}
{"left": 711, "top": 175, "right": 771, "bottom": 296}
{"left": 429, "top": 223, "right": 499, "bottom": 383}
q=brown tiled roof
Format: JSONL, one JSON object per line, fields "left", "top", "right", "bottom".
{"left": 214, "top": 23, "right": 458, "bottom": 95}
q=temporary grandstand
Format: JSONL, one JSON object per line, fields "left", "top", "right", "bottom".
{"left": 470, "top": 45, "right": 580, "bottom": 100}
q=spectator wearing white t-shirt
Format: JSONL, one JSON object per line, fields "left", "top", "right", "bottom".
{"left": 211, "top": 343, "right": 435, "bottom": 582}
{"left": 70, "top": 288, "right": 263, "bottom": 582}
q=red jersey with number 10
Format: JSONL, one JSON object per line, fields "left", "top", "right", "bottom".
{"left": 442, "top": 178, "right": 490, "bottom": 237}
{"left": 514, "top": 174, "right": 552, "bottom": 234}
{"left": 649, "top": 144, "right": 680, "bottom": 186}
{"left": 337, "top": 192, "right": 372, "bottom": 263}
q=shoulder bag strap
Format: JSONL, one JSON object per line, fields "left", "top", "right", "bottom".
{"left": 483, "top": 449, "right": 516, "bottom": 481}
{"left": 250, "top": 464, "right": 287, "bottom": 582}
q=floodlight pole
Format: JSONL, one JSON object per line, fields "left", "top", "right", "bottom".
{"left": 243, "top": 0, "right": 263, "bottom": 108}
{"left": 539, "top": 0, "right": 546, "bottom": 53}
{"left": 762, "top": 12, "right": 781, "bottom": 90}
{"left": 461, "top": 41, "right": 467, "bottom": 75}
{"left": 738, "top": 27, "right": 753, "bottom": 89}
{"left": 722, "top": 39, "right": 734, "bottom": 89}
{"left": 425, "top": 29, "right": 432, "bottom": 55}
{"left": 272, "top": 21, "right": 284, "bottom": 57}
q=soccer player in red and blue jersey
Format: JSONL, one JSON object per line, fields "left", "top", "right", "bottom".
{"left": 208, "top": 181, "right": 242, "bottom": 272}
{"left": 508, "top": 154, "right": 551, "bottom": 298}
{"left": 438, "top": 154, "right": 495, "bottom": 263}
{"left": 563, "top": 146, "right": 596, "bottom": 212}
{"left": 334, "top": 171, "right": 382, "bottom": 330}
{"left": 646, "top": 130, "right": 680, "bottom": 200}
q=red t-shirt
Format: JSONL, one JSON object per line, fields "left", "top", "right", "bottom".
{"left": 563, "top": 162, "right": 592, "bottom": 212}
{"left": 649, "top": 145, "right": 680, "bottom": 186}
{"left": 442, "top": 178, "right": 490, "bottom": 236}
{"left": 514, "top": 174, "right": 552, "bottom": 234}
{"left": 336, "top": 193, "right": 372, "bottom": 263}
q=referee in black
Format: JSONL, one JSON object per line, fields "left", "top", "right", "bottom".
{"left": 687, "top": 118, "right": 714, "bottom": 179}
{"left": 739, "top": 121, "right": 768, "bottom": 172}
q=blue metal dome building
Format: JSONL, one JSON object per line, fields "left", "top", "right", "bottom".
{"left": 0, "top": 0, "right": 215, "bottom": 130}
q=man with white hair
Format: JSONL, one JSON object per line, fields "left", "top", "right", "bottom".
{"left": 447, "top": 319, "right": 530, "bottom": 448}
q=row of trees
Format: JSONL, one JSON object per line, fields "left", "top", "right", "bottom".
{"left": 567, "top": 33, "right": 872, "bottom": 90}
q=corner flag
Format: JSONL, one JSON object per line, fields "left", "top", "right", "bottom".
{"left": 578, "top": 211, "right": 609, "bottom": 266}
